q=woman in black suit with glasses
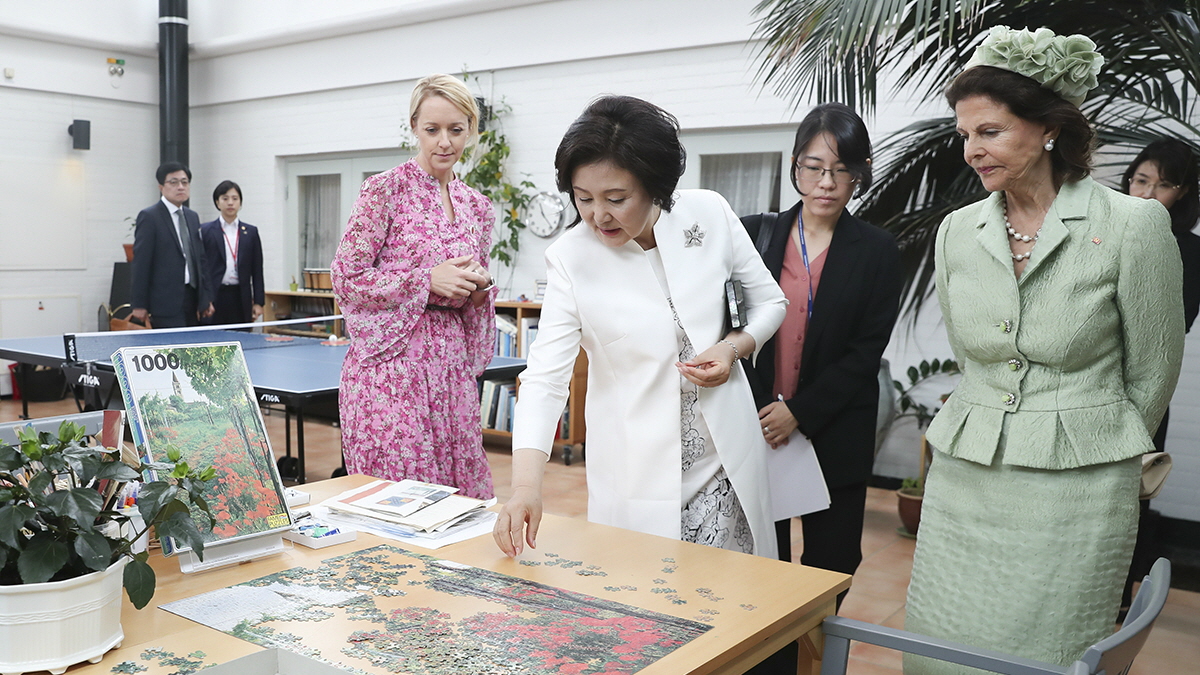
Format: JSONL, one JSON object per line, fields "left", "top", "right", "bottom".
{"left": 742, "top": 103, "right": 902, "bottom": 587}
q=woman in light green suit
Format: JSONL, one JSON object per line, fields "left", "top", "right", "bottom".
{"left": 904, "top": 27, "right": 1184, "bottom": 674}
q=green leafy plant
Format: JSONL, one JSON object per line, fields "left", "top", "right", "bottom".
{"left": 893, "top": 358, "right": 960, "bottom": 430}
{"left": 900, "top": 475, "right": 924, "bottom": 496}
{"left": 0, "top": 420, "right": 215, "bottom": 608}
{"left": 460, "top": 100, "right": 537, "bottom": 267}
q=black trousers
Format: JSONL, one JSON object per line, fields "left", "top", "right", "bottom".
{"left": 750, "top": 481, "right": 869, "bottom": 675}
{"left": 1121, "top": 409, "right": 1168, "bottom": 609}
{"left": 777, "top": 481, "right": 869, "bottom": 580}
{"left": 212, "top": 284, "right": 247, "bottom": 325}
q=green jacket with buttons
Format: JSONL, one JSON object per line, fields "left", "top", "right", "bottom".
{"left": 927, "top": 177, "right": 1184, "bottom": 470}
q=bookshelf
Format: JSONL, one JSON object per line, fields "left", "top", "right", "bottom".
{"left": 484, "top": 301, "right": 588, "bottom": 465}
{"left": 263, "top": 290, "right": 343, "bottom": 338}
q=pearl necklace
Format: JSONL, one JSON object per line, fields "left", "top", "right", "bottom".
{"left": 1004, "top": 198, "right": 1041, "bottom": 262}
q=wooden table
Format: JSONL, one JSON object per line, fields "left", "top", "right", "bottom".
{"left": 69, "top": 475, "right": 850, "bottom": 675}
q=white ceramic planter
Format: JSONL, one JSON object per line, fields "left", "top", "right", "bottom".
{"left": 0, "top": 558, "right": 128, "bottom": 675}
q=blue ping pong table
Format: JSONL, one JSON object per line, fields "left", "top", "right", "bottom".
{"left": 0, "top": 328, "right": 526, "bottom": 484}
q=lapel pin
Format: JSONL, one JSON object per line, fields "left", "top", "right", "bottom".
{"left": 1092, "top": 237, "right": 1102, "bottom": 245}
{"left": 683, "top": 223, "right": 705, "bottom": 248}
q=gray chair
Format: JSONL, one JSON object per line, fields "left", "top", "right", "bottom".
{"left": 820, "top": 557, "right": 1171, "bottom": 675}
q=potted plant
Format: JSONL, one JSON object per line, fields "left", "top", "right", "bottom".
{"left": 0, "top": 419, "right": 215, "bottom": 674}
{"left": 123, "top": 216, "right": 135, "bottom": 262}
{"left": 892, "top": 358, "right": 959, "bottom": 537}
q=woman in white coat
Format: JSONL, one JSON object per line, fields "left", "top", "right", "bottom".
{"left": 494, "top": 96, "right": 787, "bottom": 557}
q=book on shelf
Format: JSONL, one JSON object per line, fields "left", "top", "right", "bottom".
{"left": 111, "top": 342, "right": 293, "bottom": 556}
{"left": 495, "top": 383, "right": 515, "bottom": 432}
{"left": 495, "top": 314, "right": 518, "bottom": 356}
{"left": 479, "top": 380, "right": 498, "bottom": 428}
{"left": 518, "top": 317, "right": 539, "bottom": 358}
{"left": 480, "top": 380, "right": 517, "bottom": 431}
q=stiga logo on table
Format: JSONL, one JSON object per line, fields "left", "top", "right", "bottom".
{"left": 260, "top": 394, "right": 280, "bottom": 403}
{"left": 76, "top": 373, "right": 101, "bottom": 387}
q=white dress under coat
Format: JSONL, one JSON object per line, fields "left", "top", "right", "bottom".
{"left": 511, "top": 190, "right": 787, "bottom": 556}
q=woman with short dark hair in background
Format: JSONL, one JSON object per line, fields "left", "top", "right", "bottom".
{"left": 906, "top": 27, "right": 1183, "bottom": 671}
{"left": 741, "top": 103, "right": 901, "bottom": 586}
{"left": 201, "top": 180, "right": 265, "bottom": 326}
{"left": 494, "top": 95, "right": 787, "bottom": 558}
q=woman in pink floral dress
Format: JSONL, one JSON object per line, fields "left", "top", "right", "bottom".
{"left": 331, "top": 74, "right": 497, "bottom": 498}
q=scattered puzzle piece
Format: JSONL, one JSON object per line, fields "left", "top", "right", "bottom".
{"left": 575, "top": 568, "right": 608, "bottom": 576}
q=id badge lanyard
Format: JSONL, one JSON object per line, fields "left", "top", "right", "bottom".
{"left": 223, "top": 226, "right": 240, "bottom": 265}
{"left": 791, "top": 215, "right": 814, "bottom": 323}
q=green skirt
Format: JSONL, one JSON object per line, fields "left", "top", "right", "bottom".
{"left": 904, "top": 449, "right": 1139, "bottom": 674}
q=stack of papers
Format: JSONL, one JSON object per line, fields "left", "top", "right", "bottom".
{"left": 315, "top": 480, "right": 496, "bottom": 549}
{"left": 336, "top": 479, "right": 458, "bottom": 519}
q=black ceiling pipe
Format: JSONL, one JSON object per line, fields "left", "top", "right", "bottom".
{"left": 158, "top": 0, "right": 188, "bottom": 167}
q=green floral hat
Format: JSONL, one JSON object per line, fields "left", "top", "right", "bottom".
{"left": 964, "top": 25, "right": 1104, "bottom": 107}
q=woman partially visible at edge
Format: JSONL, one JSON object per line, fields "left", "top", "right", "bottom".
{"left": 331, "top": 74, "right": 497, "bottom": 498}
{"left": 1117, "top": 137, "right": 1200, "bottom": 616}
{"left": 904, "top": 27, "right": 1184, "bottom": 673}
{"left": 742, "top": 104, "right": 902, "bottom": 585}
{"left": 494, "top": 95, "right": 787, "bottom": 558}
{"left": 1122, "top": 138, "right": 1200, "bottom": 339}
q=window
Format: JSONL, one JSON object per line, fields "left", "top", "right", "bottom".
{"left": 700, "top": 152, "right": 781, "bottom": 216}
{"left": 678, "top": 126, "right": 795, "bottom": 218}
{"left": 283, "top": 152, "right": 409, "bottom": 280}
{"left": 298, "top": 174, "right": 340, "bottom": 269}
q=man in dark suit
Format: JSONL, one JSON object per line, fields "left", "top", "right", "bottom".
{"left": 130, "top": 163, "right": 214, "bottom": 328}
{"left": 200, "top": 180, "right": 264, "bottom": 326}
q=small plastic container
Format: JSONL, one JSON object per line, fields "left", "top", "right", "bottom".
{"left": 117, "top": 507, "right": 149, "bottom": 554}
{"left": 282, "top": 521, "right": 357, "bottom": 549}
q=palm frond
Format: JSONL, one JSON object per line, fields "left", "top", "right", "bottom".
{"left": 753, "top": 0, "right": 1200, "bottom": 319}
{"left": 855, "top": 117, "right": 985, "bottom": 319}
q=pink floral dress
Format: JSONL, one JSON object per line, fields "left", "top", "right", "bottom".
{"left": 331, "top": 159, "right": 496, "bottom": 498}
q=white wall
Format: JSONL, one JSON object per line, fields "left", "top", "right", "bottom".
{"left": 1156, "top": 332, "right": 1200, "bottom": 521}
{"left": 1, "top": 0, "right": 1197, "bottom": 521}
{"left": 0, "top": 0, "right": 157, "bottom": 56}
{"left": 0, "top": 8, "right": 161, "bottom": 338}
{"left": 0, "top": 84, "right": 158, "bottom": 334}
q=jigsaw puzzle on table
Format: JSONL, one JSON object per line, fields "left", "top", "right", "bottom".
{"left": 160, "top": 545, "right": 712, "bottom": 674}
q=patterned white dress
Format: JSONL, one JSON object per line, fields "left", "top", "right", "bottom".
{"left": 646, "top": 248, "right": 753, "bottom": 553}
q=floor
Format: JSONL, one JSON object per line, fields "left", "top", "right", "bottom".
{"left": 4, "top": 395, "right": 1197, "bottom": 674}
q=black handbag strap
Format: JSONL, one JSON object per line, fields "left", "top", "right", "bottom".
{"left": 754, "top": 211, "right": 779, "bottom": 257}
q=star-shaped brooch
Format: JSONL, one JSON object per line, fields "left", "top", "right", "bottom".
{"left": 683, "top": 223, "right": 705, "bottom": 248}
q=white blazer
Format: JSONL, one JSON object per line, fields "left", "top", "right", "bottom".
{"left": 512, "top": 190, "right": 787, "bottom": 556}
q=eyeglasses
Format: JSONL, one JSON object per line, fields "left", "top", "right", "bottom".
{"left": 164, "top": 179, "right": 190, "bottom": 187}
{"left": 1130, "top": 177, "right": 1181, "bottom": 192}
{"left": 796, "top": 165, "right": 859, "bottom": 186}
